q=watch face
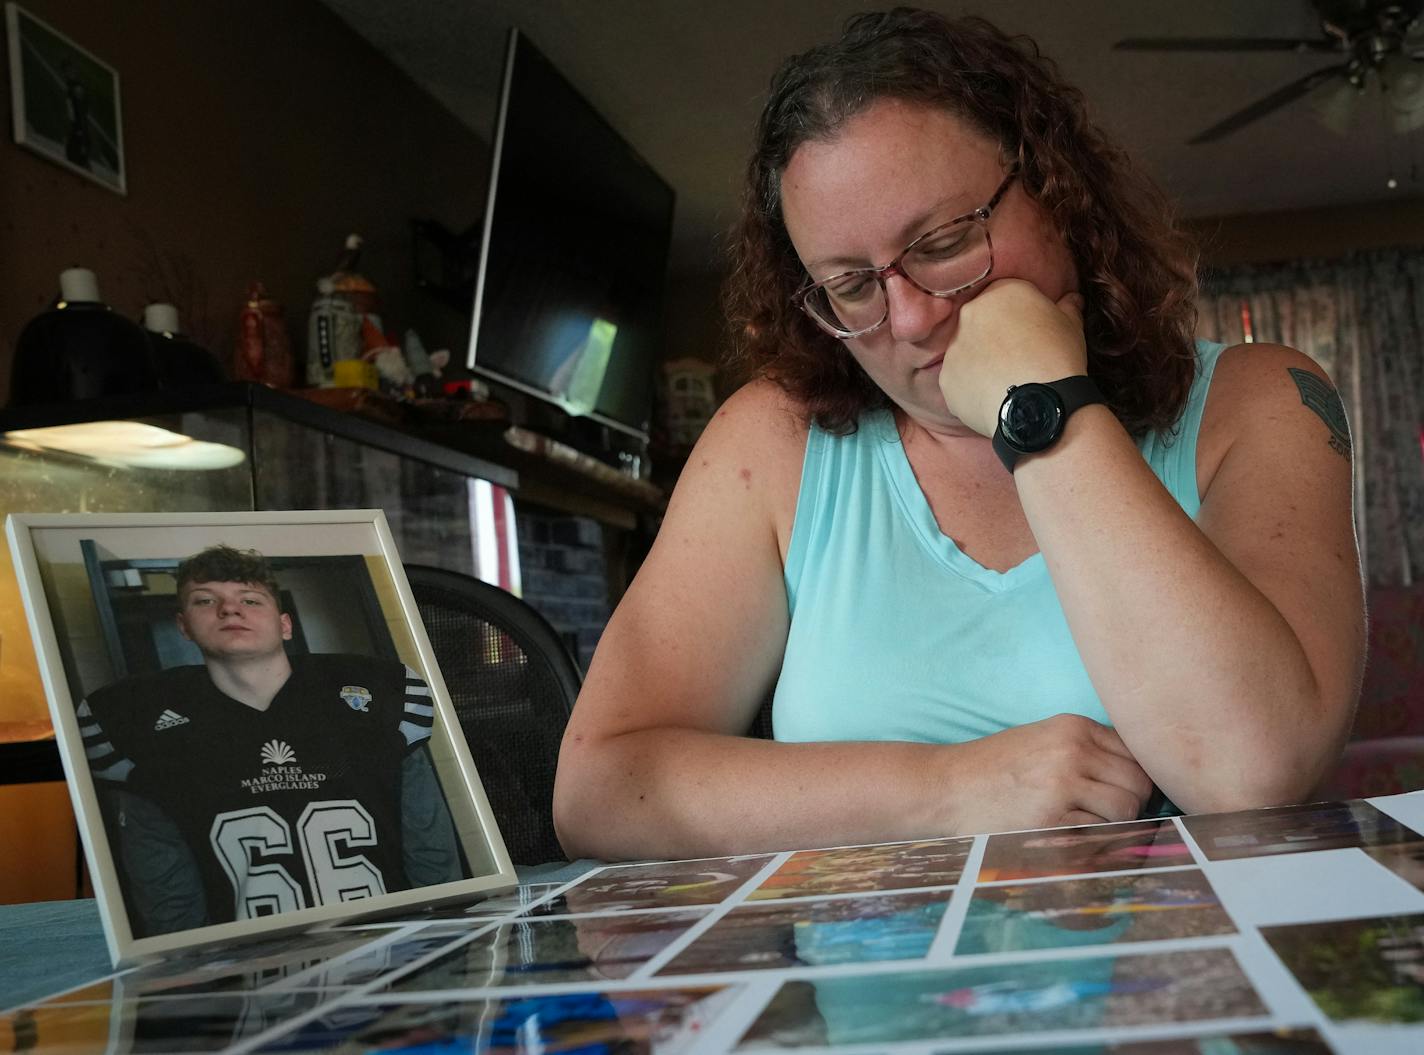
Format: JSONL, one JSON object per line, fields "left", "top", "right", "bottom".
{"left": 999, "top": 384, "right": 1064, "bottom": 452}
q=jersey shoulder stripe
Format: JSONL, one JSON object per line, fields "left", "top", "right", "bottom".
{"left": 399, "top": 664, "right": 436, "bottom": 746}
{"left": 78, "top": 697, "right": 135, "bottom": 783}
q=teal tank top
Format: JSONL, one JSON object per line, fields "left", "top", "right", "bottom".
{"left": 773, "top": 340, "right": 1227, "bottom": 743}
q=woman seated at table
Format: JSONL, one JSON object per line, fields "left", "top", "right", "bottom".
{"left": 553, "top": 8, "right": 1365, "bottom": 861}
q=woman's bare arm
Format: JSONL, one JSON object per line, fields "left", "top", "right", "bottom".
{"left": 1014, "top": 343, "right": 1365, "bottom": 812}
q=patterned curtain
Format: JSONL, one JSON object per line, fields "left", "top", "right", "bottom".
{"left": 1197, "top": 249, "right": 1424, "bottom": 587}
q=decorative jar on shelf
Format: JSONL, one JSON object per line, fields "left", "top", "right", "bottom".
{"left": 234, "top": 282, "right": 294, "bottom": 388}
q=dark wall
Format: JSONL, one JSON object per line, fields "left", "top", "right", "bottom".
{"left": 0, "top": 0, "right": 491, "bottom": 403}
{"left": 1185, "top": 196, "right": 1424, "bottom": 268}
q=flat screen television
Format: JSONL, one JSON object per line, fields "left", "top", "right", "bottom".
{"left": 467, "top": 29, "right": 675, "bottom": 442}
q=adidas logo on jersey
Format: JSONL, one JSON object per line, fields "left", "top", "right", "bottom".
{"left": 153, "top": 709, "right": 190, "bottom": 730}
{"left": 261, "top": 739, "right": 296, "bottom": 766}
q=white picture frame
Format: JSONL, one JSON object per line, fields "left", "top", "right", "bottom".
{"left": 5, "top": 2, "right": 127, "bottom": 195}
{"left": 5, "top": 510, "right": 515, "bottom": 967}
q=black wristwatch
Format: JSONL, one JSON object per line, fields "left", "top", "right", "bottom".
{"left": 991, "top": 375, "right": 1105, "bottom": 473}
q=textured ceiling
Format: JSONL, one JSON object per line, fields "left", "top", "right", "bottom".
{"left": 319, "top": 0, "right": 1424, "bottom": 274}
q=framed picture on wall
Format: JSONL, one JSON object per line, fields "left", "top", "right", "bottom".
{"left": 5, "top": 510, "right": 515, "bottom": 967}
{"left": 5, "top": 2, "right": 126, "bottom": 194}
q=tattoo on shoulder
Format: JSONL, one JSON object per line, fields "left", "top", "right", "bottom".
{"left": 1287, "top": 367, "right": 1351, "bottom": 460}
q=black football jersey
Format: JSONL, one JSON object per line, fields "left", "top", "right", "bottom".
{"left": 80, "top": 654, "right": 437, "bottom": 924}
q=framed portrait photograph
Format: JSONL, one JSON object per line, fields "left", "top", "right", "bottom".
{"left": 5, "top": 2, "right": 126, "bottom": 194}
{"left": 5, "top": 510, "right": 515, "bottom": 967}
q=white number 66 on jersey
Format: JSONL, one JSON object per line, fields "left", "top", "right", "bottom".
{"left": 210, "top": 801, "right": 387, "bottom": 918}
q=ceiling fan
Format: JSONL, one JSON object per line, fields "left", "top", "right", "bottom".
{"left": 1113, "top": 0, "right": 1424, "bottom": 144}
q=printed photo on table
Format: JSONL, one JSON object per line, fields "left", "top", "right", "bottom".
{"left": 736, "top": 947, "right": 1266, "bottom": 1047}
{"left": 0, "top": 990, "right": 325, "bottom": 1055}
{"left": 1183, "top": 800, "right": 1423, "bottom": 862}
{"left": 259, "top": 985, "right": 740, "bottom": 1054}
{"left": 955, "top": 870, "right": 1236, "bottom": 956}
{"left": 389, "top": 910, "right": 707, "bottom": 991}
{"left": 921, "top": 1026, "right": 1334, "bottom": 1053}
{"left": 748, "top": 838, "right": 972, "bottom": 900}
{"left": 1366, "top": 841, "right": 1424, "bottom": 890}
{"left": 1262, "top": 912, "right": 1424, "bottom": 1025}
{"left": 5, "top": 510, "right": 515, "bottom": 967}
{"left": 554, "top": 855, "right": 774, "bottom": 913}
{"left": 977, "top": 819, "right": 1194, "bottom": 883}
{"left": 659, "top": 888, "right": 949, "bottom": 975}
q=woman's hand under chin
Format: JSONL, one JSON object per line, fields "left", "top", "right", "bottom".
{"left": 936, "top": 278, "right": 1089, "bottom": 437}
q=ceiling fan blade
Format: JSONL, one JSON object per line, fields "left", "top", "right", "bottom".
{"left": 1188, "top": 63, "right": 1351, "bottom": 144}
{"left": 1113, "top": 37, "right": 1339, "bottom": 53}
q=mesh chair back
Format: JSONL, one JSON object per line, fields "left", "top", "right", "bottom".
{"left": 404, "top": 564, "right": 582, "bottom": 866}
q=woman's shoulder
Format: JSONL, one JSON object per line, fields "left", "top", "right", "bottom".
{"left": 693, "top": 377, "right": 810, "bottom": 466}
{"left": 709, "top": 376, "right": 809, "bottom": 430}
{"left": 1201, "top": 341, "right": 1337, "bottom": 426}
{"left": 1197, "top": 341, "right": 1342, "bottom": 495}
{"left": 669, "top": 377, "right": 810, "bottom": 553}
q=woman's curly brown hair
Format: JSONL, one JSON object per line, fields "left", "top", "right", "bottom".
{"left": 723, "top": 8, "right": 1200, "bottom": 436}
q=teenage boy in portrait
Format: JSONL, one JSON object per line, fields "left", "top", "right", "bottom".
{"left": 78, "top": 545, "right": 465, "bottom": 937}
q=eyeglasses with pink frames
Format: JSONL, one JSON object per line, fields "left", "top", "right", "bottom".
{"left": 794, "top": 171, "right": 1018, "bottom": 340}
